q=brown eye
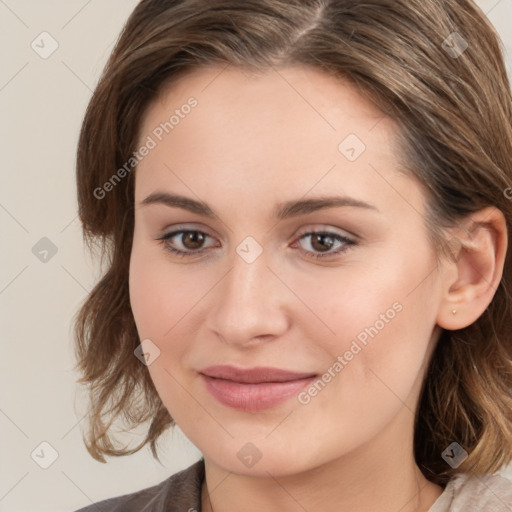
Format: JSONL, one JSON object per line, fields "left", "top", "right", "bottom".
{"left": 310, "top": 233, "right": 336, "bottom": 253}
{"left": 157, "top": 230, "right": 214, "bottom": 257}
{"left": 296, "top": 230, "right": 356, "bottom": 260}
{"left": 180, "top": 231, "right": 206, "bottom": 250}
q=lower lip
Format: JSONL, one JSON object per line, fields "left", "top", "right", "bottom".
{"left": 200, "top": 374, "right": 316, "bottom": 411}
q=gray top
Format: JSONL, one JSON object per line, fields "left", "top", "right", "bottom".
{"left": 429, "top": 471, "right": 512, "bottom": 511}
{"left": 74, "top": 459, "right": 512, "bottom": 512}
{"left": 74, "top": 460, "right": 204, "bottom": 512}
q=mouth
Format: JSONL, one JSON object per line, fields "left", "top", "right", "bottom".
{"left": 199, "top": 365, "right": 318, "bottom": 411}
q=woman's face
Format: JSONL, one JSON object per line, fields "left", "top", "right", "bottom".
{"left": 129, "top": 65, "right": 446, "bottom": 476}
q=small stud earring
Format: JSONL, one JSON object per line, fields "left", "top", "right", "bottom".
{"left": 451, "top": 309, "right": 457, "bottom": 315}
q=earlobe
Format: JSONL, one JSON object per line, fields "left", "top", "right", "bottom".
{"left": 436, "top": 207, "right": 508, "bottom": 331}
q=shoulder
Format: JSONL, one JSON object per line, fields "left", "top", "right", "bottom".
{"left": 73, "top": 459, "right": 205, "bottom": 512}
{"left": 430, "top": 471, "right": 512, "bottom": 512}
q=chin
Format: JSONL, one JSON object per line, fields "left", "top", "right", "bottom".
{"left": 199, "top": 435, "right": 325, "bottom": 477}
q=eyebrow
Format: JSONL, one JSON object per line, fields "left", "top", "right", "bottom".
{"left": 139, "top": 192, "right": 379, "bottom": 220}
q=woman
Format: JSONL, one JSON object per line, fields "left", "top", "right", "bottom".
{"left": 73, "top": 0, "right": 512, "bottom": 510}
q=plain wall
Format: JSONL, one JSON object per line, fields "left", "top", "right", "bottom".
{"left": 1, "top": 1, "right": 511, "bottom": 511}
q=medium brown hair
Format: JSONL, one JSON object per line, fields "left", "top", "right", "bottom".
{"left": 74, "top": 0, "right": 512, "bottom": 485}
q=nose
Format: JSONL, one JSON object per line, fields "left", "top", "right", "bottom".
{"left": 206, "top": 244, "right": 290, "bottom": 348}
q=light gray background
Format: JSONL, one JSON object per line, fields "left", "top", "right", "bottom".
{"left": 1, "top": 1, "right": 511, "bottom": 511}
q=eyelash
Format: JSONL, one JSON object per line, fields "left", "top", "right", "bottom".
{"left": 155, "top": 229, "right": 356, "bottom": 260}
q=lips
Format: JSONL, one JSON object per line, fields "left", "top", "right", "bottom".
{"left": 199, "top": 365, "right": 318, "bottom": 411}
{"left": 199, "top": 365, "right": 317, "bottom": 383}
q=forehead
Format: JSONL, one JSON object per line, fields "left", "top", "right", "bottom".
{"left": 139, "top": 64, "right": 390, "bottom": 143}
{"left": 134, "top": 65, "right": 423, "bottom": 221}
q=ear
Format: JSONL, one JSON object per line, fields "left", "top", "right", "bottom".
{"left": 436, "top": 207, "right": 508, "bottom": 330}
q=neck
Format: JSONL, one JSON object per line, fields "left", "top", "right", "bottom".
{"left": 201, "top": 409, "right": 444, "bottom": 512}
{"left": 202, "top": 458, "right": 442, "bottom": 512}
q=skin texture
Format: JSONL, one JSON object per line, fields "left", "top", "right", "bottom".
{"left": 129, "top": 65, "right": 507, "bottom": 512}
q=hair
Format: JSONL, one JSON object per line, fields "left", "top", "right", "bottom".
{"left": 74, "top": 0, "right": 512, "bottom": 486}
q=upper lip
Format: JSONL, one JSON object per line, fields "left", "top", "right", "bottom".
{"left": 199, "top": 365, "right": 317, "bottom": 384}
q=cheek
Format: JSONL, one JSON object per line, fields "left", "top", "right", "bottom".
{"left": 128, "top": 245, "right": 200, "bottom": 420}
{"left": 321, "top": 255, "right": 438, "bottom": 413}
{"left": 128, "top": 239, "right": 222, "bottom": 374}
{"left": 309, "top": 242, "right": 437, "bottom": 376}
{"left": 129, "top": 238, "right": 204, "bottom": 338}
